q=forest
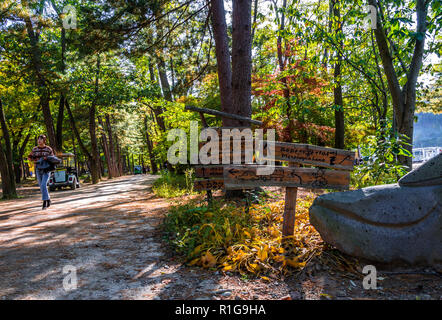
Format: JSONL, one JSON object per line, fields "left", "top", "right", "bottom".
{"left": 0, "top": 0, "right": 441, "bottom": 302}
{"left": 0, "top": 0, "right": 440, "bottom": 199}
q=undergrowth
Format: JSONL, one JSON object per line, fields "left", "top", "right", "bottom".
{"left": 153, "top": 169, "right": 198, "bottom": 198}
{"left": 163, "top": 193, "right": 344, "bottom": 278}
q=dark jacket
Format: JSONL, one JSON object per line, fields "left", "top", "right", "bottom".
{"left": 36, "top": 156, "right": 61, "bottom": 173}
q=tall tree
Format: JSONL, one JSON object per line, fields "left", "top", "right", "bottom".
{"left": 89, "top": 55, "right": 101, "bottom": 184}
{"left": 210, "top": 0, "right": 253, "bottom": 126}
{"left": 368, "top": 0, "right": 430, "bottom": 170}
{"left": 21, "top": 0, "right": 58, "bottom": 152}
{"left": 231, "top": 0, "right": 253, "bottom": 123}
{"left": 0, "top": 99, "right": 16, "bottom": 198}
{"left": 332, "top": 0, "right": 345, "bottom": 149}
{"left": 210, "top": 0, "right": 234, "bottom": 126}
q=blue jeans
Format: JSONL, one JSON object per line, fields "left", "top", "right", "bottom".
{"left": 36, "top": 170, "right": 50, "bottom": 201}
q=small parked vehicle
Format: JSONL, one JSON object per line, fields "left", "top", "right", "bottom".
{"left": 134, "top": 165, "right": 143, "bottom": 175}
{"left": 48, "top": 153, "right": 80, "bottom": 191}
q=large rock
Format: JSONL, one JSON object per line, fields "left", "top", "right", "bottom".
{"left": 309, "top": 154, "right": 442, "bottom": 265}
{"left": 399, "top": 153, "right": 442, "bottom": 187}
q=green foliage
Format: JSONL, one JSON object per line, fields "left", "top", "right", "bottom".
{"left": 1, "top": 0, "right": 440, "bottom": 193}
{"left": 352, "top": 121, "right": 411, "bottom": 188}
{"left": 152, "top": 169, "right": 198, "bottom": 198}
{"left": 163, "top": 200, "right": 252, "bottom": 259}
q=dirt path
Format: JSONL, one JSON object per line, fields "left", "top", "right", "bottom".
{"left": 0, "top": 175, "right": 173, "bottom": 299}
{"left": 0, "top": 175, "right": 440, "bottom": 300}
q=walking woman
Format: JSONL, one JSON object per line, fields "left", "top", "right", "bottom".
{"left": 28, "top": 135, "right": 55, "bottom": 210}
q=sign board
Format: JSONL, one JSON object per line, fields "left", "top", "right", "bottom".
{"left": 197, "top": 138, "right": 355, "bottom": 170}
{"left": 223, "top": 165, "right": 350, "bottom": 190}
{"left": 194, "top": 179, "right": 225, "bottom": 191}
{"left": 261, "top": 141, "right": 355, "bottom": 171}
{"left": 195, "top": 165, "right": 224, "bottom": 178}
{"left": 185, "top": 105, "right": 356, "bottom": 237}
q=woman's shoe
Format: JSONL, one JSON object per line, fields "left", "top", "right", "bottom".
{"left": 46, "top": 200, "right": 51, "bottom": 208}
{"left": 42, "top": 201, "right": 47, "bottom": 210}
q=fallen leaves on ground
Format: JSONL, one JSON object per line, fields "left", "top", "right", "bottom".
{"left": 164, "top": 192, "right": 364, "bottom": 278}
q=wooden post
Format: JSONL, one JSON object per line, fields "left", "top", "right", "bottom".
{"left": 282, "top": 162, "right": 298, "bottom": 237}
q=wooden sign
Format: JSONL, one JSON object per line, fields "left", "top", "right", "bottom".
{"left": 185, "top": 105, "right": 355, "bottom": 238}
{"left": 223, "top": 165, "right": 350, "bottom": 190}
{"left": 261, "top": 141, "right": 355, "bottom": 170}
{"left": 195, "top": 165, "right": 224, "bottom": 178}
{"left": 194, "top": 179, "right": 225, "bottom": 191}
{"left": 198, "top": 139, "right": 255, "bottom": 164}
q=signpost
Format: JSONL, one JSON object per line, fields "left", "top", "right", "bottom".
{"left": 185, "top": 105, "right": 355, "bottom": 237}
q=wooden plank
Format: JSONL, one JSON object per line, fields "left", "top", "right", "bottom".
{"left": 185, "top": 105, "right": 263, "bottom": 125}
{"left": 194, "top": 165, "right": 224, "bottom": 178}
{"left": 198, "top": 139, "right": 254, "bottom": 151}
{"left": 193, "top": 178, "right": 247, "bottom": 191}
{"left": 261, "top": 141, "right": 355, "bottom": 170}
{"left": 194, "top": 179, "right": 225, "bottom": 191}
{"left": 197, "top": 140, "right": 255, "bottom": 164}
{"left": 223, "top": 165, "right": 350, "bottom": 190}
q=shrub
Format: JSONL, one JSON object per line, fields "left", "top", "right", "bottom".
{"left": 163, "top": 194, "right": 326, "bottom": 276}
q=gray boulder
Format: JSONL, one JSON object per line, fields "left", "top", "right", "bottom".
{"left": 399, "top": 153, "right": 442, "bottom": 187}
{"left": 309, "top": 154, "right": 442, "bottom": 265}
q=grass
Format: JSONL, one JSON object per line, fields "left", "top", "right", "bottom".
{"left": 152, "top": 169, "right": 198, "bottom": 198}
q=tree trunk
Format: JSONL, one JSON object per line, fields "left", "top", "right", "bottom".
{"left": 105, "top": 115, "right": 119, "bottom": 177}
{"left": 274, "top": 0, "right": 295, "bottom": 142}
{"left": 157, "top": 58, "right": 173, "bottom": 102}
{"left": 144, "top": 116, "right": 158, "bottom": 174}
{"left": 148, "top": 62, "right": 167, "bottom": 132}
{"left": 231, "top": 0, "right": 253, "bottom": 124}
{"left": 66, "top": 99, "right": 92, "bottom": 159}
{"left": 210, "top": 0, "right": 234, "bottom": 126}
{"left": 0, "top": 100, "right": 16, "bottom": 198}
{"left": 368, "top": 0, "right": 429, "bottom": 170}
{"left": 22, "top": 4, "right": 58, "bottom": 152}
{"left": 89, "top": 56, "right": 101, "bottom": 184}
{"left": 98, "top": 116, "right": 113, "bottom": 179}
{"left": 0, "top": 144, "right": 16, "bottom": 198}
{"left": 56, "top": 27, "right": 66, "bottom": 152}
{"left": 332, "top": 0, "right": 345, "bottom": 149}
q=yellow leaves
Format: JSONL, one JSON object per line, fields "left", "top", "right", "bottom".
{"left": 192, "top": 244, "right": 204, "bottom": 256}
{"left": 171, "top": 192, "right": 323, "bottom": 277}
{"left": 246, "top": 262, "right": 259, "bottom": 273}
{"left": 222, "top": 264, "right": 234, "bottom": 272}
{"left": 286, "top": 257, "right": 307, "bottom": 269}
{"left": 188, "top": 258, "right": 200, "bottom": 266}
{"left": 257, "top": 245, "right": 269, "bottom": 261}
{"left": 201, "top": 251, "right": 217, "bottom": 268}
